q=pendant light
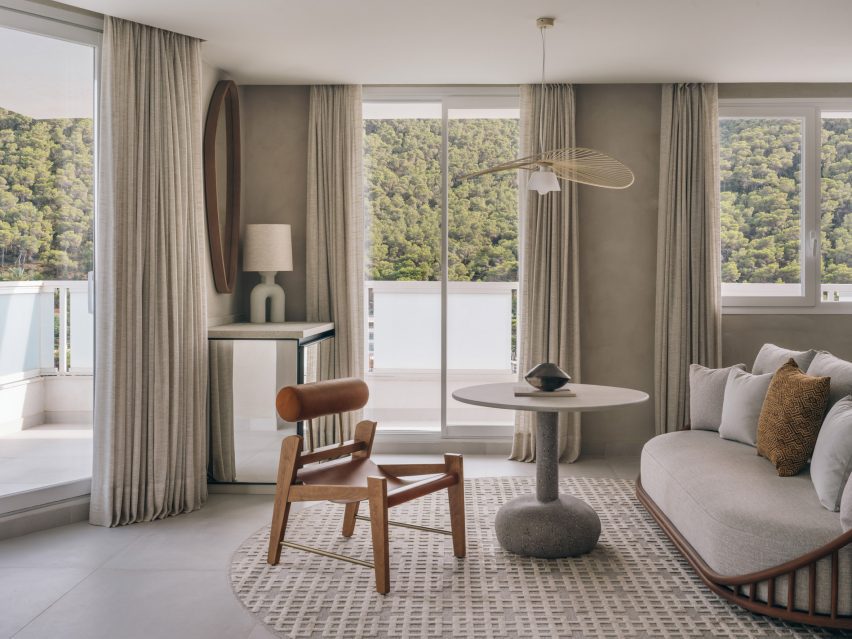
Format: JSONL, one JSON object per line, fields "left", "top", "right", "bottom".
{"left": 458, "top": 17, "right": 634, "bottom": 194}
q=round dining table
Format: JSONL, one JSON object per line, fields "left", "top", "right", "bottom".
{"left": 452, "top": 382, "right": 649, "bottom": 559}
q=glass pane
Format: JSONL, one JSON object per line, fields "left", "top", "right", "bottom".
{"left": 363, "top": 102, "right": 442, "bottom": 430}
{"left": 0, "top": 27, "right": 94, "bottom": 282}
{"left": 0, "top": 25, "right": 95, "bottom": 501}
{"left": 719, "top": 117, "right": 803, "bottom": 297}
{"left": 447, "top": 107, "right": 520, "bottom": 428}
{"left": 820, "top": 112, "right": 852, "bottom": 303}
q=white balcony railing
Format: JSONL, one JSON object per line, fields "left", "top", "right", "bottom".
{"left": 364, "top": 280, "right": 518, "bottom": 430}
{"left": 0, "top": 279, "right": 93, "bottom": 386}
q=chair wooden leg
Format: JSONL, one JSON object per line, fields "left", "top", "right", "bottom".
{"left": 342, "top": 501, "right": 360, "bottom": 538}
{"left": 267, "top": 435, "right": 302, "bottom": 565}
{"left": 367, "top": 476, "right": 390, "bottom": 594}
{"left": 445, "top": 453, "right": 466, "bottom": 558}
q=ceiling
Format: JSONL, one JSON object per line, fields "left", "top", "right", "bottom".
{"left": 65, "top": 0, "right": 852, "bottom": 85}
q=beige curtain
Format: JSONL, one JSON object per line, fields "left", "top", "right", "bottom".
{"left": 306, "top": 85, "right": 365, "bottom": 447}
{"left": 91, "top": 17, "right": 208, "bottom": 526}
{"left": 654, "top": 83, "right": 722, "bottom": 435}
{"left": 511, "top": 84, "right": 581, "bottom": 463}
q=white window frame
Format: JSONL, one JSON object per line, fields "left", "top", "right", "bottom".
{"left": 720, "top": 98, "right": 852, "bottom": 314}
{"left": 363, "top": 86, "right": 521, "bottom": 440}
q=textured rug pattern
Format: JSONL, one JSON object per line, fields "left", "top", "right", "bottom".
{"left": 230, "top": 476, "right": 846, "bottom": 638}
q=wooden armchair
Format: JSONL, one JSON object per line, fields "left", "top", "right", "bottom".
{"left": 267, "top": 377, "right": 466, "bottom": 594}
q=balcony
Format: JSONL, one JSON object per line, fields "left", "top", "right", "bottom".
{"left": 0, "top": 280, "right": 93, "bottom": 509}
{"left": 364, "top": 280, "right": 518, "bottom": 433}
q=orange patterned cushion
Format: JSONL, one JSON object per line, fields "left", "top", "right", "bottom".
{"left": 756, "top": 359, "right": 830, "bottom": 476}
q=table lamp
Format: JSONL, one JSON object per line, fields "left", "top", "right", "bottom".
{"left": 244, "top": 224, "right": 293, "bottom": 323}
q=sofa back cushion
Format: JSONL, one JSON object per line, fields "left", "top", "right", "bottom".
{"left": 752, "top": 343, "right": 818, "bottom": 375}
{"left": 811, "top": 396, "right": 852, "bottom": 511}
{"left": 757, "top": 360, "right": 830, "bottom": 477}
{"left": 689, "top": 363, "right": 747, "bottom": 432}
{"left": 807, "top": 351, "right": 852, "bottom": 410}
{"left": 719, "top": 368, "right": 773, "bottom": 446}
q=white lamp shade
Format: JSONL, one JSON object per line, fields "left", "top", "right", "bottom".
{"left": 527, "top": 168, "right": 561, "bottom": 194}
{"left": 243, "top": 224, "right": 293, "bottom": 272}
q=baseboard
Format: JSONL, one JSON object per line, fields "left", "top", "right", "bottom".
{"left": 0, "top": 494, "right": 90, "bottom": 541}
{"left": 42, "top": 410, "right": 93, "bottom": 424}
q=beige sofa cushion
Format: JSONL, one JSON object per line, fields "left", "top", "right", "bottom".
{"left": 641, "top": 431, "right": 850, "bottom": 615}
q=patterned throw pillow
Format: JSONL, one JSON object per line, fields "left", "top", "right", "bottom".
{"left": 757, "top": 359, "right": 830, "bottom": 477}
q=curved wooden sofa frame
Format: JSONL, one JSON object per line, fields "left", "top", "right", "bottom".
{"left": 636, "top": 477, "right": 852, "bottom": 630}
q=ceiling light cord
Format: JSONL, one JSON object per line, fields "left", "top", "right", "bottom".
{"left": 538, "top": 25, "right": 546, "bottom": 155}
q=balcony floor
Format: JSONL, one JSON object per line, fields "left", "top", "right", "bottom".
{"left": 0, "top": 424, "right": 92, "bottom": 504}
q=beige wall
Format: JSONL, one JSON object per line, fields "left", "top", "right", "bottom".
{"left": 575, "top": 84, "right": 661, "bottom": 455}
{"left": 240, "top": 86, "right": 311, "bottom": 321}
{"left": 201, "top": 62, "right": 248, "bottom": 325}
{"left": 227, "top": 81, "right": 852, "bottom": 454}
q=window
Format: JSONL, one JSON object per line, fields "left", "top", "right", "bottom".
{"left": 719, "top": 100, "right": 852, "bottom": 311}
{"left": 363, "top": 89, "right": 520, "bottom": 436}
{"left": 0, "top": 3, "right": 99, "bottom": 509}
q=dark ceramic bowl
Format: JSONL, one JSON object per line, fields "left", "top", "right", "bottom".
{"left": 524, "top": 362, "right": 571, "bottom": 391}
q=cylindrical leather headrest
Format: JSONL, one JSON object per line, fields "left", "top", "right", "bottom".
{"left": 276, "top": 377, "right": 369, "bottom": 422}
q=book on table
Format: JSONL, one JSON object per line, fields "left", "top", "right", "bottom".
{"left": 513, "top": 386, "right": 576, "bottom": 398}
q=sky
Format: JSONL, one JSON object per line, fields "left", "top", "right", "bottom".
{"left": 0, "top": 25, "right": 93, "bottom": 120}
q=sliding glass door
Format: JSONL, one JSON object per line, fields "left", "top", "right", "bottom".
{"left": 363, "top": 89, "right": 520, "bottom": 437}
{"left": 0, "top": 5, "right": 99, "bottom": 508}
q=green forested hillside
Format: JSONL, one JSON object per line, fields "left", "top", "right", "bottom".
{"left": 367, "top": 116, "right": 852, "bottom": 285}
{"left": 364, "top": 117, "right": 519, "bottom": 282}
{"left": 820, "top": 118, "right": 852, "bottom": 283}
{"left": 0, "top": 109, "right": 848, "bottom": 286}
{"left": 0, "top": 107, "right": 93, "bottom": 281}
{"left": 720, "top": 117, "right": 852, "bottom": 285}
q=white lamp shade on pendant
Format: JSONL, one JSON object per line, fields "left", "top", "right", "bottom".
{"left": 243, "top": 224, "right": 293, "bottom": 272}
{"left": 527, "top": 168, "right": 561, "bottom": 194}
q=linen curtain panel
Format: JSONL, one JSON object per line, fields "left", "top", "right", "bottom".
{"left": 91, "top": 17, "right": 208, "bottom": 526}
{"left": 654, "top": 83, "right": 722, "bottom": 435}
{"left": 306, "top": 85, "right": 365, "bottom": 447}
{"left": 511, "top": 84, "right": 582, "bottom": 463}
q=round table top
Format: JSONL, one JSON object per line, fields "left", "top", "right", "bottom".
{"left": 452, "top": 382, "right": 649, "bottom": 413}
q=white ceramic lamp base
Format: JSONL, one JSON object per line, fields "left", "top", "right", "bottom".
{"left": 250, "top": 272, "right": 285, "bottom": 323}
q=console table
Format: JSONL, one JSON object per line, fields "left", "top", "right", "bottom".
{"left": 452, "top": 382, "right": 648, "bottom": 559}
{"left": 207, "top": 322, "right": 334, "bottom": 484}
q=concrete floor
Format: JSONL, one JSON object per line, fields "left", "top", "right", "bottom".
{"left": 0, "top": 454, "right": 639, "bottom": 639}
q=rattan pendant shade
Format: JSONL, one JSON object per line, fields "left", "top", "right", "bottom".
{"left": 459, "top": 147, "right": 634, "bottom": 189}
{"left": 458, "top": 18, "right": 634, "bottom": 192}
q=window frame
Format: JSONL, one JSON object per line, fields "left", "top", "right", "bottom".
{"left": 719, "top": 98, "right": 852, "bottom": 314}
{"left": 362, "top": 86, "right": 521, "bottom": 439}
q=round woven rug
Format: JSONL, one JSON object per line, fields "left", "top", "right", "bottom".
{"left": 230, "top": 476, "right": 846, "bottom": 638}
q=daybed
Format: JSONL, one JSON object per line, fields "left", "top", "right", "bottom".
{"left": 637, "top": 429, "right": 852, "bottom": 628}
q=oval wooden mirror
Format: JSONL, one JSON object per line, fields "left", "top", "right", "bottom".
{"left": 204, "top": 80, "right": 241, "bottom": 294}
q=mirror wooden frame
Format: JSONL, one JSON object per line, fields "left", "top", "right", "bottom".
{"left": 203, "top": 80, "right": 242, "bottom": 294}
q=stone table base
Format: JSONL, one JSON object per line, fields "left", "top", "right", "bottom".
{"left": 496, "top": 411, "right": 601, "bottom": 558}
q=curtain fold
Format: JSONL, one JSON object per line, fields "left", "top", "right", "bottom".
{"left": 511, "top": 84, "right": 581, "bottom": 463}
{"left": 306, "top": 85, "right": 365, "bottom": 447}
{"left": 91, "top": 17, "right": 208, "bottom": 526}
{"left": 654, "top": 83, "right": 722, "bottom": 435}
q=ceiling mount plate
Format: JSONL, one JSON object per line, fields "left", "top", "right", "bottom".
{"left": 536, "top": 17, "right": 555, "bottom": 29}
